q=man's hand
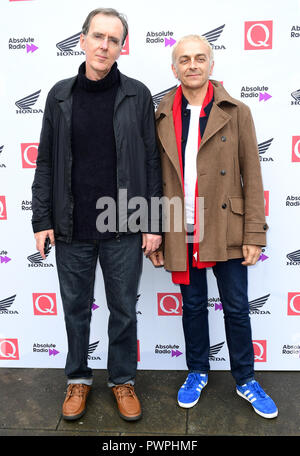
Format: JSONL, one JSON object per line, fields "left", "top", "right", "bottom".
{"left": 148, "top": 250, "right": 164, "bottom": 267}
{"left": 142, "top": 233, "right": 162, "bottom": 256}
{"left": 242, "top": 244, "right": 262, "bottom": 266}
{"left": 34, "top": 229, "right": 55, "bottom": 260}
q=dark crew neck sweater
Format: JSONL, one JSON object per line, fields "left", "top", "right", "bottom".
{"left": 71, "top": 62, "right": 120, "bottom": 240}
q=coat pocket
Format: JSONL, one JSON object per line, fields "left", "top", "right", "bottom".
{"left": 227, "top": 197, "right": 245, "bottom": 247}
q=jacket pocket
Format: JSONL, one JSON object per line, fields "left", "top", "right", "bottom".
{"left": 227, "top": 197, "right": 245, "bottom": 247}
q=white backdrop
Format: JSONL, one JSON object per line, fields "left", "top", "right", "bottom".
{"left": 0, "top": 0, "right": 300, "bottom": 372}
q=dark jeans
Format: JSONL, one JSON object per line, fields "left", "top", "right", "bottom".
{"left": 55, "top": 233, "right": 143, "bottom": 387}
{"left": 180, "top": 243, "right": 254, "bottom": 385}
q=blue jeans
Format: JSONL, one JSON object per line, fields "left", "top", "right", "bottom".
{"left": 55, "top": 233, "right": 143, "bottom": 387}
{"left": 180, "top": 243, "right": 254, "bottom": 385}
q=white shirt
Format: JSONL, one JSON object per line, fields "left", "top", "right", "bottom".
{"left": 184, "top": 104, "right": 201, "bottom": 224}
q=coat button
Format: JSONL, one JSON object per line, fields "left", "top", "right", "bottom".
{"left": 221, "top": 136, "right": 226, "bottom": 142}
{"left": 263, "top": 224, "right": 267, "bottom": 230}
{"left": 183, "top": 110, "right": 188, "bottom": 116}
{"left": 222, "top": 203, "right": 227, "bottom": 209}
{"left": 220, "top": 170, "right": 226, "bottom": 175}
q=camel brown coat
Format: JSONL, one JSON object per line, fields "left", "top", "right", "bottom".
{"left": 155, "top": 80, "right": 268, "bottom": 272}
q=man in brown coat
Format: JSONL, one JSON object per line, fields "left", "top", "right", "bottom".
{"left": 150, "top": 35, "right": 278, "bottom": 419}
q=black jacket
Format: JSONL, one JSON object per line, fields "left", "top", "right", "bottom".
{"left": 31, "top": 71, "right": 162, "bottom": 241}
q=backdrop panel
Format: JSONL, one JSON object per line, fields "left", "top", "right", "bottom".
{"left": 0, "top": 0, "right": 300, "bottom": 372}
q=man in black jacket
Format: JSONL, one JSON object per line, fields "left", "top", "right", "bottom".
{"left": 31, "top": 8, "right": 162, "bottom": 422}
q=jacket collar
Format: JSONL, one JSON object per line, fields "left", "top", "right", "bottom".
{"left": 155, "top": 79, "right": 237, "bottom": 119}
{"left": 155, "top": 80, "right": 237, "bottom": 190}
{"left": 53, "top": 67, "right": 137, "bottom": 130}
{"left": 54, "top": 70, "right": 136, "bottom": 102}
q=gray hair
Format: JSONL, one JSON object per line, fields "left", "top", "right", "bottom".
{"left": 82, "top": 8, "right": 128, "bottom": 45}
{"left": 172, "top": 34, "right": 214, "bottom": 66}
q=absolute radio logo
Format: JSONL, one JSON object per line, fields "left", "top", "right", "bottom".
{"left": 208, "top": 297, "right": 223, "bottom": 311}
{"left": 0, "top": 250, "right": 11, "bottom": 264}
{"left": 244, "top": 21, "right": 273, "bottom": 50}
{"left": 240, "top": 85, "right": 272, "bottom": 101}
{"left": 0, "top": 294, "right": 18, "bottom": 315}
{"left": 145, "top": 24, "right": 225, "bottom": 50}
{"left": 0, "top": 196, "right": 7, "bottom": 220}
{"left": 287, "top": 293, "right": 300, "bottom": 315}
{"left": 157, "top": 293, "right": 182, "bottom": 316}
{"left": 259, "top": 248, "right": 269, "bottom": 263}
{"left": 282, "top": 343, "right": 300, "bottom": 357}
{"left": 0, "top": 339, "right": 19, "bottom": 360}
{"left": 21, "top": 200, "right": 32, "bottom": 212}
{"left": 145, "top": 30, "right": 175, "bottom": 46}
{"left": 8, "top": 37, "right": 38, "bottom": 53}
{"left": 290, "top": 25, "right": 300, "bottom": 38}
{"left": 21, "top": 143, "right": 38, "bottom": 168}
{"left": 32, "top": 293, "right": 57, "bottom": 316}
{"left": 155, "top": 344, "right": 183, "bottom": 358}
{"left": 258, "top": 138, "right": 274, "bottom": 163}
{"left": 253, "top": 340, "right": 267, "bottom": 362}
{"left": 15, "top": 90, "right": 43, "bottom": 114}
{"left": 32, "top": 343, "right": 59, "bottom": 356}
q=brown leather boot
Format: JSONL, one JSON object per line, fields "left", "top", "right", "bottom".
{"left": 62, "top": 383, "right": 91, "bottom": 420}
{"left": 112, "top": 384, "right": 142, "bottom": 421}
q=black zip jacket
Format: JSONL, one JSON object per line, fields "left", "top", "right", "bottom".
{"left": 31, "top": 71, "right": 162, "bottom": 241}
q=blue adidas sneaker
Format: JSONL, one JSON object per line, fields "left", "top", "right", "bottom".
{"left": 236, "top": 380, "right": 278, "bottom": 418}
{"left": 177, "top": 373, "right": 208, "bottom": 408}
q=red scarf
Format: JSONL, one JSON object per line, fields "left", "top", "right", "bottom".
{"left": 172, "top": 82, "right": 216, "bottom": 285}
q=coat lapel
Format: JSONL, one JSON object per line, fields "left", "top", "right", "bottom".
{"left": 157, "top": 113, "right": 183, "bottom": 190}
{"left": 199, "top": 102, "right": 232, "bottom": 149}
{"left": 156, "top": 89, "right": 184, "bottom": 191}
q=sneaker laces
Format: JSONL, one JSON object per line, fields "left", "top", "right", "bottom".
{"left": 248, "top": 381, "right": 268, "bottom": 399}
{"left": 184, "top": 373, "right": 204, "bottom": 389}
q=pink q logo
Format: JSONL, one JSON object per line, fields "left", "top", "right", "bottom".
{"left": 21, "top": 143, "right": 39, "bottom": 168}
{"left": 245, "top": 21, "right": 273, "bottom": 50}
{"left": 264, "top": 191, "right": 269, "bottom": 216}
{"left": 0, "top": 196, "right": 7, "bottom": 220}
{"left": 0, "top": 339, "right": 19, "bottom": 360}
{"left": 121, "top": 34, "right": 129, "bottom": 55}
{"left": 253, "top": 340, "right": 267, "bottom": 362}
{"left": 33, "top": 293, "right": 57, "bottom": 316}
{"left": 157, "top": 293, "right": 182, "bottom": 316}
{"left": 288, "top": 293, "right": 300, "bottom": 315}
{"left": 292, "top": 137, "right": 300, "bottom": 162}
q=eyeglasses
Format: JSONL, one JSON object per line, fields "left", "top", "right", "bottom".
{"left": 88, "top": 33, "right": 121, "bottom": 48}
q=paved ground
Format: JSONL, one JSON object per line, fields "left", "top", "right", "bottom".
{"left": 0, "top": 368, "right": 298, "bottom": 440}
